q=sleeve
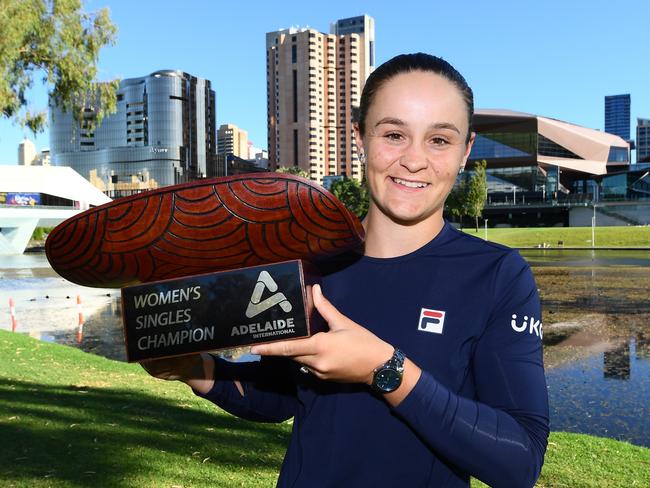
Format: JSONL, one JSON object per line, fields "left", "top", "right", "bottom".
{"left": 194, "top": 355, "right": 298, "bottom": 423}
{"left": 394, "top": 251, "right": 549, "bottom": 488}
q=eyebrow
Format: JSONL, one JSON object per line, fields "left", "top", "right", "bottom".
{"left": 374, "top": 117, "right": 461, "bottom": 134}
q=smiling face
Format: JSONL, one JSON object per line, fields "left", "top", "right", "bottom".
{"left": 356, "top": 70, "right": 474, "bottom": 227}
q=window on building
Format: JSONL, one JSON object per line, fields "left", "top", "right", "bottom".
{"left": 293, "top": 69, "right": 298, "bottom": 123}
{"left": 293, "top": 129, "right": 298, "bottom": 165}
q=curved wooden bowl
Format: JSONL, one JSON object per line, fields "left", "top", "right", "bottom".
{"left": 45, "top": 173, "right": 365, "bottom": 288}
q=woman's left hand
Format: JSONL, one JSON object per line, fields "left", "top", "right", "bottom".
{"left": 250, "top": 284, "right": 394, "bottom": 384}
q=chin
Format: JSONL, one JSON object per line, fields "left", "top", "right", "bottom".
{"left": 384, "top": 206, "right": 437, "bottom": 226}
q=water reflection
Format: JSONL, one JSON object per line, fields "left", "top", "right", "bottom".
{"left": 521, "top": 249, "right": 650, "bottom": 267}
{"left": 603, "top": 342, "right": 630, "bottom": 380}
{"left": 74, "top": 298, "right": 126, "bottom": 361}
{"left": 546, "top": 334, "right": 650, "bottom": 447}
{"left": 26, "top": 298, "right": 127, "bottom": 362}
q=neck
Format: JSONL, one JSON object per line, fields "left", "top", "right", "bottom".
{"left": 362, "top": 205, "right": 445, "bottom": 258}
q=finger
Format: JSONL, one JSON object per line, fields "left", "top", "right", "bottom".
{"left": 312, "top": 284, "right": 347, "bottom": 330}
{"left": 251, "top": 337, "right": 317, "bottom": 357}
{"left": 291, "top": 354, "right": 320, "bottom": 369}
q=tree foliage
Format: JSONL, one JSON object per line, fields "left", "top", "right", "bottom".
{"left": 329, "top": 177, "right": 369, "bottom": 219}
{"left": 0, "top": 0, "right": 118, "bottom": 133}
{"left": 465, "top": 160, "right": 488, "bottom": 231}
{"left": 446, "top": 179, "right": 467, "bottom": 228}
{"left": 276, "top": 166, "right": 310, "bottom": 179}
{"left": 445, "top": 160, "right": 488, "bottom": 231}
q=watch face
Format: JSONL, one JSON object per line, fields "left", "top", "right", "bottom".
{"left": 374, "top": 368, "right": 402, "bottom": 393}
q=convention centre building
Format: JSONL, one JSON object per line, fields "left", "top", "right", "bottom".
{"left": 465, "top": 109, "right": 649, "bottom": 226}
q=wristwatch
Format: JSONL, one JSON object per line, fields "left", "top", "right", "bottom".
{"left": 371, "top": 348, "right": 405, "bottom": 393}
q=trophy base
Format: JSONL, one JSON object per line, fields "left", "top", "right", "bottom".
{"left": 121, "top": 260, "right": 322, "bottom": 362}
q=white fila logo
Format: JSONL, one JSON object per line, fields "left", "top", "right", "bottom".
{"left": 418, "top": 308, "right": 446, "bottom": 334}
{"left": 245, "top": 271, "right": 293, "bottom": 318}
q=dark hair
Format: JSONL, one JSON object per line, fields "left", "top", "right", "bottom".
{"left": 357, "top": 53, "right": 474, "bottom": 143}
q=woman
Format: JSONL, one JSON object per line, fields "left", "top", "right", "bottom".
{"left": 143, "top": 53, "right": 549, "bottom": 488}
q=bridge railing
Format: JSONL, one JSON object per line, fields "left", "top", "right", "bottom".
{"left": 0, "top": 204, "right": 79, "bottom": 210}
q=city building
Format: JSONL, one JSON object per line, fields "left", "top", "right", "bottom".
{"left": 217, "top": 123, "right": 249, "bottom": 158}
{"left": 225, "top": 154, "right": 268, "bottom": 175}
{"left": 330, "top": 15, "right": 375, "bottom": 83}
{"left": 266, "top": 14, "right": 375, "bottom": 183}
{"left": 462, "top": 109, "right": 636, "bottom": 226}
{"left": 18, "top": 139, "right": 51, "bottom": 166}
{"left": 604, "top": 94, "right": 631, "bottom": 141}
{"left": 637, "top": 118, "right": 650, "bottom": 163}
{"left": 39, "top": 149, "right": 51, "bottom": 166}
{"left": 249, "top": 146, "right": 269, "bottom": 170}
{"left": 18, "top": 138, "right": 38, "bottom": 166}
{"left": 50, "top": 70, "right": 218, "bottom": 198}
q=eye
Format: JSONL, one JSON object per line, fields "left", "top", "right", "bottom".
{"left": 384, "top": 132, "right": 404, "bottom": 142}
{"left": 430, "top": 136, "right": 449, "bottom": 146}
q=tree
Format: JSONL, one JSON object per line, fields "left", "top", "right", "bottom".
{"left": 276, "top": 166, "right": 310, "bottom": 179}
{"left": 446, "top": 179, "right": 467, "bottom": 229}
{"left": 0, "top": 0, "right": 118, "bottom": 133}
{"left": 465, "top": 160, "right": 488, "bottom": 232}
{"left": 329, "top": 177, "right": 369, "bottom": 219}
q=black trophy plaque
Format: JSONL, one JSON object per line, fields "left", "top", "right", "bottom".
{"left": 121, "top": 260, "right": 322, "bottom": 362}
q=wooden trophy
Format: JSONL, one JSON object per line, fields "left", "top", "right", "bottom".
{"left": 45, "top": 173, "right": 365, "bottom": 361}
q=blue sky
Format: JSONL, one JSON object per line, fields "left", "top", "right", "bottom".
{"left": 1, "top": 0, "right": 648, "bottom": 164}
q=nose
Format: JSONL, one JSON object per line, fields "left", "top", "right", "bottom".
{"left": 400, "top": 141, "right": 429, "bottom": 172}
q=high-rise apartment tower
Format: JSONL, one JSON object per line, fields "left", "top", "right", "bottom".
{"left": 605, "top": 94, "right": 631, "bottom": 141}
{"left": 217, "top": 123, "right": 249, "bottom": 158}
{"left": 637, "top": 118, "right": 650, "bottom": 163}
{"left": 266, "top": 15, "right": 375, "bottom": 183}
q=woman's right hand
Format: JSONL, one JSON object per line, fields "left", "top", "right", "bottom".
{"left": 140, "top": 352, "right": 215, "bottom": 394}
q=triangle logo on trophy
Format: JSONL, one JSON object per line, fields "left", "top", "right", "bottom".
{"left": 245, "top": 271, "right": 293, "bottom": 318}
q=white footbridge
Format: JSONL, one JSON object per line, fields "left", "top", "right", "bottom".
{"left": 0, "top": 166, "right": 111, "bottom": 254}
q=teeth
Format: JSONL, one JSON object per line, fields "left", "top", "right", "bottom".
{"left": 393, "top": 177, "right": 428, "bottom": 189}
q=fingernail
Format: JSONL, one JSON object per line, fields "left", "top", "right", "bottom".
{"left": 250, "top": 346, "right": 260, "bottom": 354}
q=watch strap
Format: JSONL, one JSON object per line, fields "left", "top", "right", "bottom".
{"left": 371, "top": 348, "right": 405, "bottom": 392}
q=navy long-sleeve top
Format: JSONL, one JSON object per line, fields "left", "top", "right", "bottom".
{"left": 197, "top": 223, "right": 549, "bottom": 487}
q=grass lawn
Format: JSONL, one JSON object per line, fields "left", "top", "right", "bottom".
{"left": 0, "top": 331, "right": 289, "bottom": 487}
{"left": 462, "top": 226, "right": 650, "bottom": 248}
{"left": 1, "top": 331, "right": 649, "bottom": 487}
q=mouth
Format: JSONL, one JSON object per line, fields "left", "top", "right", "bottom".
{"left": 390, "top": 177, "right": 430, "bottom": 189}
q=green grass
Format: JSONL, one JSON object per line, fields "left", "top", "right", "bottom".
{"left": 472, "top": 433, "right": 650, "bottom": 487}
{"left": 0, "top": 330, "right": 289, "bottom": 487}
{"left": 463, "top": 226, "right": 650, "bottom": 248}
{"left": 30, "top": 227, "right": 54, "bottom": 242}
{"left": 1, "top": 331, "right": 649, "bottom": 487}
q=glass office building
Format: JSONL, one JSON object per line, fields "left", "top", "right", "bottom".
{"left": 467, "top": 109, "right": 630, "bottom": 203}
{"left": 604, "top": 94, "right": 631, "bottom": 141}
{"left": 637, "top": 118, "right": 650, "bottom": 163}
{"left": 50, "top": 70, "right": 218, "bottom": 198}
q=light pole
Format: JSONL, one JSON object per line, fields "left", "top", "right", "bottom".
{"left": 592, "top": 204, "right": 596, "bottom": 249}
{"left": 484, "top": 219, "right": 488, "bottom": 241}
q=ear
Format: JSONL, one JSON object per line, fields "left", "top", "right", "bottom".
{"left": 462, "top": 132, "right": 476, "bottom": 165}
{"left": 353, "top": 123, "right": 365, "bottom": 156}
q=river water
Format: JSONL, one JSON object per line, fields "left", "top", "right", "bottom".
{"left": 1, "top": 250, "right": 649, "bottom": 448}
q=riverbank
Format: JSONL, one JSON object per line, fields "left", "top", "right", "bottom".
{"left": 3, "top": 251, "right": 650, "bottom": 453}
{"left": 1, "top": 330, "right": 648, "bottom": 487}
{"left": 463, "top": 226, "right": 650, "bottom": 248}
